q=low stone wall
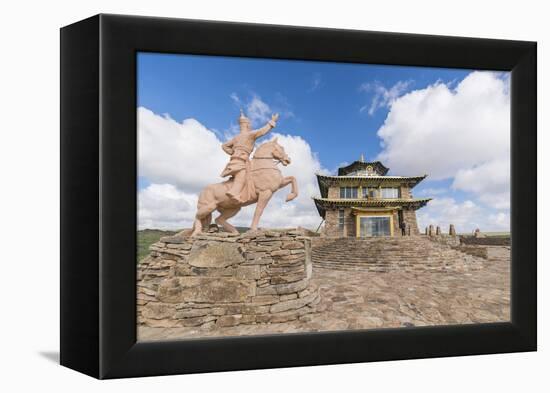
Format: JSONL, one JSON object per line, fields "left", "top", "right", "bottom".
{"left": 138, "top": 229, "right": 320, "bottom": 329}
{"left": 460, "top": 236, "right": 511, "bottom": 246}
{"left": 425, "top": 234, "right": 491, "bottom": 258}
{"left": 426, "top": 234, "right": 461, "bottom": 247}
{"left": 427, "top": 235, "right": 496, "bottom": 259}
{"left": 452, "top": 245, "right": 489, "bottom": 259}
{"left": 401, "top": 208, "right": 420, "bottom": 235}
{"left": 310, "top": 236, "right": 340, "bottom": 248}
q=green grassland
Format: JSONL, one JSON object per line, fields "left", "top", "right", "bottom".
{"left": 137, "top": 229, "right": 176, "bottom": 262}
{"left": 483, "top": 232, "right": 511, "bottom": 238}
{"left": 137, "top": 227, "right": 249, "bottom": 262}
{"left": 458, "top": 232, "right": 511, "bottom": 238}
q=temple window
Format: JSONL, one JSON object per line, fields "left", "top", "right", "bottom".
{"left": 363, "top": 187, "right": 378, "bottom": 198}
{"left": 380, "top": 187, "right": 399, "bottom": 198}
{"left": 340, "top": 186, "right": 358, "bottom": 198}
{"left": 338, "top": 209, "right": 345, "bottom": 229}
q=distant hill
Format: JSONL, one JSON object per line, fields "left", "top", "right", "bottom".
{"left": 137, "top": 229, "right": 176, "bottom": 262}
{"left": 137, "top": 227, "right": 249, "bottom": 262}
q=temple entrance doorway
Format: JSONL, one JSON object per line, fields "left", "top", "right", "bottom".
{"left": 358, "top": 216, "right": 391, "bottom": 237}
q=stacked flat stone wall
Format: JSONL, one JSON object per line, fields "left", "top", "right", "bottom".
{"left": 343, "top": 208, "right": 355, "bottom": 237}
{"left": 453, "top": 245, "right": 489, "bottom": 259}
{"left": 460, "top": 236, "right": 511, "bottom": 247}
{"left": 323, "top": 209, "right": 340, "bottom": 237}
{"left": 324, "top": 208, "right": 419, "bottom": 237}
{"left": 426, "top": 233, "right": 490, "bottom": 259}
{"left": 327, "top": 186, "right": 340, "bottom": 198}
{"left": 427, "top": 234, "right": 461, "bottom": 247}
{"left": 323, "top": 208, "right": 356, "bottom": 237}
{"left": 138, "top": 229, "right": 320, "bottom": 329}
{"left": 401, "top": 208, "right": 420, "bottom": 235}
{"left": 392, "top": 210, "right": 400, "bottom": 235}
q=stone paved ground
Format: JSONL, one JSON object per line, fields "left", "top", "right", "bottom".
{"left": 138, "top": 246, "right": 510, "bottom": 341}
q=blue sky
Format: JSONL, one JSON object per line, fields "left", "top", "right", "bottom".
{"left": 137, "top": 52, "right": 510, "bottom": 232}
{"left": 138, "top": 53, "right": 471, "bottom": 173}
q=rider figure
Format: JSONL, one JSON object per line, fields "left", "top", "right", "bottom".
{"left": 221, "top": 110, "right": 279, "bottom": 202}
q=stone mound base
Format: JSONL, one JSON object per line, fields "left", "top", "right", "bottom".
{"left": 138, "top": 229, "right": 321, "bottom": 329}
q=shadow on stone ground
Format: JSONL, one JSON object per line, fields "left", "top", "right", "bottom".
{"left": 138, "top": 246, "right": 510, "bottom": 341}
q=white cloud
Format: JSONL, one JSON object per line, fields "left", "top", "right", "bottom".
{"left": 223, "top": 123, "right": 240, "bottom": 140}
{"left": 138, "top": 108, "right": 326, "bottom": 230}
{"left": 138, "top": 107, "right": 227, "bottom": 193}
{"left": 229, "top": 92, "right": 241, "bottom": 106}
{"left": 417, "top": 187, "right": 447, "bottom": 196}
{"left": 490, "top": 212, "right": 510, "bottom": 230}
{"left": 310, "top": 72, "right": 322, "bottom": 92}
{"left": 452, "top": 158, "right": 510, "bottom": 209}
{"left": 138, "top": 184, "right": 198, "bottom": 230}
{"left": 359, "top": 80, "right": 413, "bottom": 115}
{"left": 246, "top": 94, "right": 272, "bottom": 125}
{"left": 374, "top": 71, "right": 510, "bottom": 226}
{"left": 417, "top": 197, "right": 509, "bottom": 234}
{"left": 245, "top": 133, "right": 325, "bottom": 229}
{"left": 376, "top": 72, "right": 509, "bottom": 181}
{"left": 273, "top": 92, "right": 295, "bottom": 120}
{"left": 230, "top": 93, "right": 294, "bottom": 126}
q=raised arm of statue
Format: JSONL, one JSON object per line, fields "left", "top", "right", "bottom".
{"left": 222, "top": 139, "right": 235, "bottom": 155}
{"left": 252, "top": 113, "right": 279, "bottom": 139}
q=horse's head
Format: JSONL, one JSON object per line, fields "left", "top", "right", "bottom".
{"left": 254, "top": 137, "right": 291, "bottom": 165}
{"left": 269, "top": 138, "right": 291, "bottom": 166}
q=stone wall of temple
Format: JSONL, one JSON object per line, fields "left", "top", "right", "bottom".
{"left": 323, "top": 208, "right": 356, "bottom": 237}
{"left": 344, "top": 208, "right": 356, "bottom": 237}
{"left": 327, "top": 186, "right": 339, "bottom": 198}
{"left": 323, "top": 209, "right": 340, "bottom": 237}
{"left": 401, "top": 208, "right": 420, "bottom": 235}
{"left": 325, "top": 209, "right": 407, "bottom": 237}
{"left": 137, "top": 229, "right": 320, "bottom": 329}
{"left": 392, "top": 210, "right": 401, "bottom": 235}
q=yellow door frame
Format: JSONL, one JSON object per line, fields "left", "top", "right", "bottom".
{"left": 356, "top": 212, "right": 394, "bottom": 237}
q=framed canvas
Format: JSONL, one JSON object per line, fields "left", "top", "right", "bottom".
{"left": 60, "top": 14, "right": 536, "bottom": 379}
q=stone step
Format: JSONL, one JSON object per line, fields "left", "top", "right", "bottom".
{"left": 310, "top": 236, "right": 481, "bottom": 272}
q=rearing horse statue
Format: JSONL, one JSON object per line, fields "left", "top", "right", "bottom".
{"left": 189, "top": 138, "right": 298, "bottom": 236}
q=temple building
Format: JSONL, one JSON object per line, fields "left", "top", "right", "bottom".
{"left": 313, "top": 159, "right": 431, "bottom": 237}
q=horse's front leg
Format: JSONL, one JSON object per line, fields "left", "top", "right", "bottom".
{"left": 250, "top": 190, "right": 273, "bottom": 231}
{"left": 215, "top": 207, "right": 240, "bottom": 234}
{"left": 280, "top": 176, "right": 298, "bottom": 201}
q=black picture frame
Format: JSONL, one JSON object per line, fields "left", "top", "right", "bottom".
{"left": 60, "top": 14, "right": 536, "bottom": 379}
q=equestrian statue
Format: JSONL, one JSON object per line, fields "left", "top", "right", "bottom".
{"left": 188, "top": 111, "right": 298, "bottom": 236}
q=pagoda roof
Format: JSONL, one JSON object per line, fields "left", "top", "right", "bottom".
{"left": 313, "top": 197, "right": 432, "bottom": 218}
{"left": 338, "top": 160, "right": 389, "bottom": 176}
{"left": 316, "top": 173, "right": 427, "bottom": 198}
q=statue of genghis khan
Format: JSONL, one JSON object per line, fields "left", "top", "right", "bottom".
{"left": 221, "top": 111, "right": 280, "bottom": 203}
{"left": 186, "top": 110, "right": 297, "bottom": 236}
